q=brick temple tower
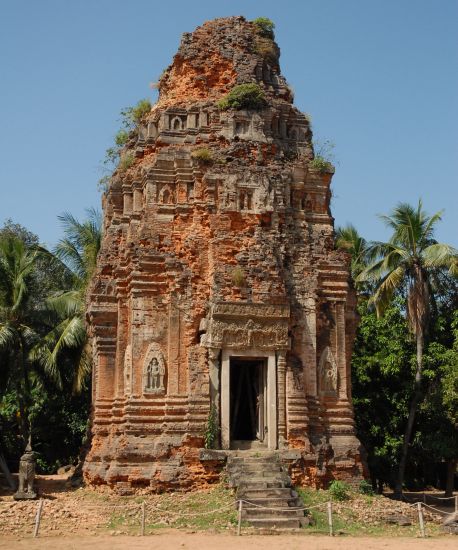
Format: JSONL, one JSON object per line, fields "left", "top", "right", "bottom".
{"left": 84, "top": 16, "right": 365, "bottom": 491}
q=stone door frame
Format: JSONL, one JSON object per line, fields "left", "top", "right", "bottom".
{"left": 221, "top": 348, "right": 277, "bottom": 450}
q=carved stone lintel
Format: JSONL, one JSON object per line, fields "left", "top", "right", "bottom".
{"left": 204, "top": 302, "right": 290, "bottom": 351}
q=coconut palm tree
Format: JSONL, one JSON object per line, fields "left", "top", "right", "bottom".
{"left": 357, "top": 200, "right": 458, "bottom": 497}
{"left": 0, "top": 235, "right": 43, "bottom": 441}
{"left": 335, "top": 224, "right": 371, "bottom": 288}
{"left": 37, "top": 208, "right": 102, "bottom": 392}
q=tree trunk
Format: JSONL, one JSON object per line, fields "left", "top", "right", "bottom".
{"left": 445, "top": 459, "right": 457, "bottom": 498}
{"left": 394, "top": 330, "right": 424, "bottom": 498}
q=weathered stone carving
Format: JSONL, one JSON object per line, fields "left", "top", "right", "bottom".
{"left": 144, "top": 344, "right": 166, "bottom": 394}
{"left": 202, "top": 303, "right": 290, "bottom": 350}
{"left": 124, "top": 344, "right": 132, "bottom": 396}
{"left": 14, "top": 439, "right": 37, "bottom": 500}
{"left": 318, "top": 346, "right": 338, "bottom": 393}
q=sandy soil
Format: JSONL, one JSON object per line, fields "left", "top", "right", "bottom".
{"left": 0, "top": 533, "right": 457, "bottom": 550}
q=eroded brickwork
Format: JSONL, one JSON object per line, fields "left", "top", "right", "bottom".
{"left": 84, "top": 16, "right": 366, "bottom": 491}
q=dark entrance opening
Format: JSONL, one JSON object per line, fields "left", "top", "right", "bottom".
{"left": 230, "top": 357, "right": 266, "bottom": 446}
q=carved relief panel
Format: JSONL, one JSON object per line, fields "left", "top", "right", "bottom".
{"left": 318, "top": 346, "right": 338, "bottom": 395}
{"left": 202, "top": 302, "right": 290, "bottom": 351}
{"left": 143, "top": 343, "right": 166, "bottom": 394}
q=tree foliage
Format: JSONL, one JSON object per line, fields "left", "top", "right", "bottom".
{"left": 0, "top": 214, "right": 99, "bottom": 472}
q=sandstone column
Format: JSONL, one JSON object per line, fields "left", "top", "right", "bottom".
{"left": 208, "top": 348, "right": 221, "bottom": 447}
{"left": 277, "top": 351, "right": 287, "bottom": 448}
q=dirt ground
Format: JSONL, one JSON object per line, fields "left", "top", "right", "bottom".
{"left": 0, "top": 533, "right": 457, "bottom": 550}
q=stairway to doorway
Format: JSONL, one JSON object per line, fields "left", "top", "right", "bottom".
{"left": 226, "top": 452, "right": 309, "bottom": 530}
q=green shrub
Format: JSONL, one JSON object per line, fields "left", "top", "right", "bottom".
{"left": 191, "top": 147, "right": 213, "bottom": 165}
{"left": 118, "top": 153, "right": 134, "bottom": 173}
{"left": 252, "top": 17, "right": 275, "bottom": 39}
{"left": 231, "top": 267, "right": 246, "bottom": 288}
{"left": 204, "top": 405, "right": 219, "bottom": 449}
{"left": 309, "top": 156, "right": 333, "bottom": 173}
{"left": 359, "top": 480, "right": 374, "bottom": 496}
{"left": 217, "top": 83, "right": 266, "bottom": 111}
{"left": 329, "top": 480, "right": 350, "bottom": 501}
{"left": 120, "top": 98, "right": 151, "bottom": 127}
{"left": 115, "top": 129, "right": 129, "bottom": 147}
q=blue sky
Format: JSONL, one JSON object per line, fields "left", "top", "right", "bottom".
{"left": 1, "top": 0, "right": 457, "bottom": 248}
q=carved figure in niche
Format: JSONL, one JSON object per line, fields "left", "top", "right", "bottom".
{"left": 144, "top": 344, "right": 166, "bottom": 393}
{"left": 124, "top": 344, "right": 132, "bottom": 396}
{"left": 159, "top": 185, "right": 174, "bottom": 204}
{"left": 170, "top": 116, "right": 184, "bottom": 131}
{"left": 14, "top": 438, "right": 37, "bottom": 500}
{"left": 318, "top": 346, "right": 338, "bottom": 393}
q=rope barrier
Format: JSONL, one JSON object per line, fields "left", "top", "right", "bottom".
{"left": 2, "top": 493, "right": 456, "bottom": 538}
{"left": 236, "top": 498, "right": 326, "bottom": 512}
{"left": 420, "top": 502, "right": 455, "bottom": 516}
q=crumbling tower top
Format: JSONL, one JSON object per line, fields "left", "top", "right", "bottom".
{"left": 155, "top": 16, "right": 292, "bottom": 108}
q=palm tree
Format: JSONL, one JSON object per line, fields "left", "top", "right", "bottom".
{"left": 335, "top": 224, "right": 370, "bottom": 287}
{"left": 357, "top": 200, "right": 457, "bottom": 497}
{"left": 0, "top": 235, "right": 42, "bottom": 441}
{"left": 39, "top": 208, "right": 102, "bottom": 392}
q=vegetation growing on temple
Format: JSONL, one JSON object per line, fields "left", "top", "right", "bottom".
{"left": 217, "top": 83, "right": 266, "bottom": 110}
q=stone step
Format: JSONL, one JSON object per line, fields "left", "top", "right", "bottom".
{"left": 227, "top": 465, "right": 284, "bottom": 475}
{"left": 228, "top": 454, "right": 279, "bottom": 463}
{"left": 239, "top": 488, "right": 297, "bottom": 499}
{"left": 246, "top": 518, "right": 307, "bottom": 529}
{"left": 236, "top": 479, "right": 287, "bottom": 490}
{"left": 242, "top": 507, "right": 304, "bottom": 519}
{"left": 239, "top": 497, "right": 300, "bottom": 508}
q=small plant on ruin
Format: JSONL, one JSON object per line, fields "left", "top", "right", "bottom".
{"left": 254, "top": 37, "right": 279, "bottom": 66}
{"left": 204, "top": 405, "right": 219, "bottom": 449}
{"left": 359, "top": 480, "right": 374, "bottom": 496}
{"left": 120, "top": 98, "right": 152, "bottom": 127}
{"left": 329, "top": 480, "right": 351, "bottom": 501}
{"left": 217, "top": 83, "right": 266, "bottom": 111}
{"left": 252, "top": 17, "right": 275, "bottom": 39}
{"left": 191, "top": 147, "right": 214, "bottom": 165}
{"left": 118, "top": 153, "right": 134, "bottom": 173}
{"left": 115, "top": 129, "right": 129, "bottom": 147}
{"left": 309, "top": 156, "right": 333, "bottom": 173}
{"left": 231, "top": 266, "right": 246, "bottom": 288}
{"left": 98, "top": 100, "right": 152, "bottom": 190}
{"left": 309, "top": 139, "right": 335, "bottom": 173}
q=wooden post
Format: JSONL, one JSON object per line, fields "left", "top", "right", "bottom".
{"left": 237, "top": 500, "right": 243, "bottom": 536}
{"left": 327, "top": 501, "right": 333, "bottom": 536}
{"left": 33, "top": 499, "right": 43, "bottom": 538}
{"left": 417, "top": 502, "right": 425, "bottom": 538}
{"left": 141, "top": 501, "right": 145, "bottom": 536}
{"left": 455, "top": 495, "right": 457, "bottom": 513}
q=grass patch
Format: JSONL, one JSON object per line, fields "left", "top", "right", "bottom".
{"left": 309, "top": 156, "right": 333, "bottom": 173}
{"left": 231, "top": 267, "right": 246, "bottom": 288}
{"left": 191, "top": 147, "right": 214, "bottom": 165}
{"left": 104, "top": 484, "right": 237, "bottom": 534}
{"left": 296, "top": 487, "right": 440, "bottom": 537}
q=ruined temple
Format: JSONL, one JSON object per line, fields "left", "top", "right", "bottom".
{"left": 84, "top": 16, "right": 366, "bottom": 491}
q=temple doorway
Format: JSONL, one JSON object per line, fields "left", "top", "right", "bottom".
{"left": 229, "top": 357, "right": 267, "bottom": 449}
